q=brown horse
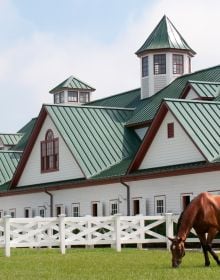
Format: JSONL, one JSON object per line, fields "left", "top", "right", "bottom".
{"left": 169, "top": 192, "right": 220, "bottom": 268}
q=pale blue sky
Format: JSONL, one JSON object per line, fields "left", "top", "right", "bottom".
{"left": 0, "top": 0, "right": 219, "bottom": 132}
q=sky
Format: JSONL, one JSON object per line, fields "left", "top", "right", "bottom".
{"left": 0, "top": 0, "right": 219, "bottom": 132}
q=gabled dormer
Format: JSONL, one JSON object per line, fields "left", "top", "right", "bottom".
{"left": 49, "top": 76, "right": 95, "bottom": 105}
{"left": 136, "top": 15, "right": 196, "bottom": 99}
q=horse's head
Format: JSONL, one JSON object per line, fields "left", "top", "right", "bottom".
{"left": 168, "top": 237, "right": 185, "bottom": 268}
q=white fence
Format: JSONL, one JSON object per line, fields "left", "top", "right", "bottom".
{"left": 0, "top": 213, "right": 218, "bottom": 257}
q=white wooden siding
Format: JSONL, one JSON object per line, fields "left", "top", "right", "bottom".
{"left": 129, "top": 170, "right": 220, "bottom": 215}
{"left": 17, "top": 115, "right": 84, "bottom": 187}
{"left": 0, "top": 170, "right": 219, "bottom": 217}
{"left": 139, "top": 111, "right": 205, "bottom": 170}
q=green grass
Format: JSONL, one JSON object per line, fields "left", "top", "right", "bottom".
{"left": 0, "top": 248, "right": 220, "bottom": 279}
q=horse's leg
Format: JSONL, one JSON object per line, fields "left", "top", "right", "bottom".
{"left": 206, "top": 229, "right": 220, "bottom": 265}
{"left": 198, "top": 233, "right": 210, "bottom": 266}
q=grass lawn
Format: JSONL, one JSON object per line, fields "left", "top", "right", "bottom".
{"left": 0, "top": 248, "right": 220, "bottom": 280}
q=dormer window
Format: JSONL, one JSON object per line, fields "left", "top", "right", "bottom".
{"left": 79, "top": 92, "right": 90, "bottom": 103}
{"left": 68, "top": 91, "right": 78, "bottom": 102}
{"left": 54, "top": 92, "right": 64, "bottom": 104}
{"left": 173, "top": 54, "right": 184, "bottom": 74}
{"left": 41, "top": 130, "right": 59, "bottom": 172}
{"left": 154, "top": 54, "right": 166, "bottom": 75}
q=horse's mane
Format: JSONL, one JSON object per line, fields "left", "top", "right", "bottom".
{"left": 177, "top": 211, "right": 184, "bottom": 232}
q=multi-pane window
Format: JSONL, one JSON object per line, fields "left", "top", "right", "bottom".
{"left": 72, "top": 203, "right": 80, "bottom": 217}
{"left": 173, "top": 54, "right": 184, "bottom": 74}
{"left": 154, "top": 54, "right": 166, "bottom": 75}
{"left": 110, "top": 201, "right": 118, "bottom": 215}
{"left": 142, "top": 56, "right": 148, "bottom": 77}
{"left": 68, "top": 91, "right": 78, "bottom": 102}
{"left": 54, "top": 92, "right": 64, "bottom": 104}
{"left": 41, "top": 130, "right": 59, "bottom": 172}
{"left": 155, "top": 196, "right": 165, "bottom": 215}
{"left": 79, "top": 92, "right": 90, "bottom": 103}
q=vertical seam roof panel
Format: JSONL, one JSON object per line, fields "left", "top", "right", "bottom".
{"left": 46, "top": 105, "right": 140, "bottom": 178}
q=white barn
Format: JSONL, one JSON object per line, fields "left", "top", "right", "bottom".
{"left": 0, "top": 15, "right": 219, "bottom": 218}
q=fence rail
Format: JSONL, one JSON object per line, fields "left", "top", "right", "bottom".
{"left": 0, "top": 213, "right": 219, "bottom": 257}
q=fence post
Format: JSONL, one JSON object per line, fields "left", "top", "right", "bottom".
{"left": 4, "top": 215, "right": 11, "bottom": 257}
{"left": 85, "top": 215, "right": 94, "bottom": 249}
{"left": 114, "top": 214, "right": 121, "bottom": 252}
{"left": 59, "top": 214, "right": 66, "bottom": 254}
{"left": 137, "top": 214, "right": 144, "bottom": 249}
{"left": 165, "top": 213, "right": 173, "bottom": 250}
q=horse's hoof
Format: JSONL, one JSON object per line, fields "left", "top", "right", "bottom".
{"left": 205, "top": 262, "right": 210, "bottom": 267}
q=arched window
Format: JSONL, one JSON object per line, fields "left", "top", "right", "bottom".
{"left": 41, "top": 129, "right": 59, "bottom": 172}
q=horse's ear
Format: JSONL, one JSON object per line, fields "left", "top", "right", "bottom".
{"left": 168, "top": 237, "right": 174, "bottom": 242}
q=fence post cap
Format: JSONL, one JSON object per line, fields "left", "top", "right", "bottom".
{"left": 58, "top": 214, "right": 66, "bottom": 218}
{"left": 3, "top": 215, "right": 11, "bottom": 219}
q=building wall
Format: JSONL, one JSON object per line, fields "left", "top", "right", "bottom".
{"left": 129, "top": 170, "right": 220, "bottom": 215}
{"left": 0, "top": 170, "right": 219, "bottom": 218}
{"left": 139, "top": 111, "right": 205, "bottom": 170}
{"left": 17, "top": 115, "right": 84, "bottom": 187}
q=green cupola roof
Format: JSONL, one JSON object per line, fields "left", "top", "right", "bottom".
{"left": 49, "top": 75, "right": 95, "bottom": 93}
{"left": 136, "top": 15, "right": 196, "bottom": 56}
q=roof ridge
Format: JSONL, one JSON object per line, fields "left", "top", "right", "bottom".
{"left": 0, "top": 150, "right": 23, "bottom": 153}
{"left": 164, "top": 98, "right": 220, "bottom": 104}
{"left": 188, "top": 80, "right": 220, "bottom": 85}
{"left": 44, "top": 103, "right": 135, "bottom": 111}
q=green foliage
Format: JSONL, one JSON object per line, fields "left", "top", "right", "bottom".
{"left": 0, "top": 248, "right": 220, "bottom": 279}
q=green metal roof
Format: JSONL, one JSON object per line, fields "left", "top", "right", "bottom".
{"left": 45, "top": 104, "right": 141, "bottom": 178}
{"left": 0, "top": 133, "right": 23, "bottom": 146}
{"left": 49, "top": 76, "right": 95, "bottom": 93}
{"left": 14, "top": 118, "right": 37, "bottom": 151}
{"left": 187, "top": 81, "right": 220, "bottom": 99}
{"left": 0, "top": 151, "right": 22, "bottom": 189}
{"left": 88, "top": 88, "right": 141, "bottom": 109}
{"left": 165, "top": 99, "right": 220, "bottom": 163}
{"left": 91, "top": 157, "right": 133, "bottom": 180}
{"left": 136, "top": 15, "right": 196, "bottom": 56}
{"left": 126, "top": 65, "right": 220, "bottom": 126}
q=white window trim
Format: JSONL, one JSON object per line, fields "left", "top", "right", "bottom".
{"left": 154, "top": 195, "right": 166, "bottom": 215}
{"left": 72, "top": 203, "right": 80, "bottom": 217}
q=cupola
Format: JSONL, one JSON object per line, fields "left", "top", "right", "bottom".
{"left": 136, "top": 15, "right": 196, "bottom": 99}
{"left": 49, "top": 76, "right": 95, "bottom": 105}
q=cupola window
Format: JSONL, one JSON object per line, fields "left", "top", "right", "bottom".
{"left": 79, "top": 92, "right": 90, "bottom": 103}
{"left": 68, "top": 91, "right": 78, "bottom": 102}
{"left": 142, "top": 56, "right": 148, "bottom": 77}
{"left": 41, "top": 129, "right": 59, "bottom": 172}
{"left": 154, "top": 54, "right": 166, "bottom": 75}
{"left": 173, "top": 54, "right": 184, "bottom": 74}
{"left": 54, "top": 92, "right": 64, "bottom": 104}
